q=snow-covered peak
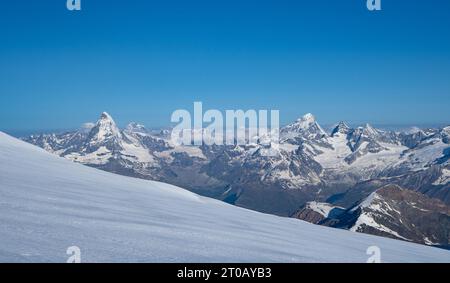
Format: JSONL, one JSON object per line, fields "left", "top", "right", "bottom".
{"left": 351, "top": 185, "right": 405, "bottom": 213}
{"left": 351, "top": 191, "right": 380, "bottom": 212}
{"left": 405, "top": 126, "right": 423, "bottom": 135}
{"left": 331, "top": 121, "right": 351, "bottom": 137}
{"left": 290, "top": 113, "right": 318, "bottom": 130}
{"left": 297, "top": 113, "right": 316, "bottom": 124}
{"left": 441, "top": 126, "right": 450, "bottom": 143}
{"left": 86, "top": 112, "right": 122, "bottom": 146}
{"left": 442, "top": 126, "right": 450, "bottom": 134}
{"left": 125, "top": 122, "right": 148, "bottom": 134}
{"left": 96, "top": 112, "right": 119, "bottom": 132}
{"left": 282, "top": 113, "right": 327, "bottom": 138}
{"left": 349, "top": 124, "right": 382, "bottom": 143}
{"left": 100, "top": 111, "right": 113, "bottom": 120}
{"left": 363, "top": 124, "right": 380, "bottom": 137}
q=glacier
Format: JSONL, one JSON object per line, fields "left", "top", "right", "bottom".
{"left": 0, "top": 132, "right": 449, "bottom": 263}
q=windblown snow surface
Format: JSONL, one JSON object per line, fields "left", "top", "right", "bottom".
{"left": 0, "top": 132, "right": 449, "bottom": 263}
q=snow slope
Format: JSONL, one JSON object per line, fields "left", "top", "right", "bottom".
{"left": 0, "top": 132, "right": 449, "bottom": 263}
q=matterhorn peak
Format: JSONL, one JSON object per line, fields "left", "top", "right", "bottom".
{"left": 96, "top": 112, "right": 119, "bottom": 129}
{"left": 87, "top": 112, "right": 122, "bottom": 143}
{"left": 97, "top": 111, "right": 116, "bottom": 124}
{"left": 100, "top": 112, "right": 114, "bottom": 121}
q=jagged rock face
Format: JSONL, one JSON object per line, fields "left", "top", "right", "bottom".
{"left": 125, "top": 122, "right": 148, "bottom": 135}
{"left": 85, "top": 112, "right": 123, "bottom": 153}
{"left": 347, "top": 125, "right": 387, "bottom": 153}
{"left": 331, "top": 122, "right": 351, "bottom": 137}
{"left": 292, "top": 209, "right": 326, "bottom": 224}
{"left": 26, "top": 131, "right": 87, "bottom": 154}
{"left": 294, "top": 184, "right": 450, "bottom": 247}
{"left": 292, "top": 202, "right": 345, "bottom": 224}
{"left": 23, "top": 112, "right": 450, "bottom": 246}
{"left": 442, "top": 127, "right": 450, "bottom": 144}
{"left": 321, "top": 185, "right": 450, "bottom": 247}
{"left": 281, "top": 113, "right": 327, "bottom": 141}
{"left": 344, "top": 140, "right": 386, "bottom": 165}
{"left": 400, "top": 130, "right": 430, "bottom": 149}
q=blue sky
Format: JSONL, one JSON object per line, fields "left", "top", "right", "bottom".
{"left": 1, "top": 0, "right": 450, "bottom": 132}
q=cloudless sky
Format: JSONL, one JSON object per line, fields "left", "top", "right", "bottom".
{"left": 1, "top": 0, "right": 450, "bottom": 132}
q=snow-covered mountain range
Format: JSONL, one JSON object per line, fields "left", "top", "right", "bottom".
{"left": 1, "top": 132, "right": 449, "bottom": 262}
{"left": 23, "top": 112, "right": 450, "bottom": 247}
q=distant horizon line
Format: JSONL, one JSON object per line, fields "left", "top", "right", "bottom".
{"left": 3, "top": 122, "right": 450, "bottom": 138}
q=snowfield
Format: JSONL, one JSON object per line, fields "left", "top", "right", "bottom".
{"left": 0, "top": 132, "right": 449, "bottom": 263}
